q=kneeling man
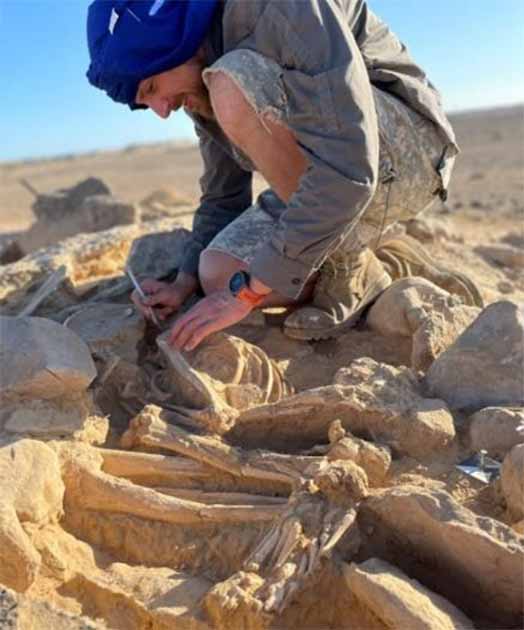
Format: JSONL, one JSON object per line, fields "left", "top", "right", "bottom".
{"left": 87, "top": 0, "right": 463, "bottom": 350}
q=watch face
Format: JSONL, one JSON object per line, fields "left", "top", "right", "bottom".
{"left": 229, "top": 270, "right": 249, "bottom": 296}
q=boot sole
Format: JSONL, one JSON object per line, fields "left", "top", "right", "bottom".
{"left": 284, "top": 275, "right": 391, "bottom": 341}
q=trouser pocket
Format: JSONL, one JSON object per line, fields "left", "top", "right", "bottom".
{"left": 363, "top": 87, "right": 445, "bottom": 230}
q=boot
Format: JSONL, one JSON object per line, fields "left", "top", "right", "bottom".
{"left": 284, "top": 247, "right": 392, "bottom": 340}
{"left": 375, "top": 234, "right": 484, "bottom": 307}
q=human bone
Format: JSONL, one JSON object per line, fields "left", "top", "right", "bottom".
{"left": 63, "top": 443, "right": 285, "bottom": 525}
{"left": 156, "top": 331, "right": 293, "bottom": 432}
{"left": 121, "top": 405, "right": 319, "bottom": 487}
{"left": 326, "top": 421, "right": 392, "bottom": 485}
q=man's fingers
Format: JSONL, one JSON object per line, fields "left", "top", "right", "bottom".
{"left": 169, "top": 317, "right": 199, "bottom": 350}
{"left": 169, "top": 309, "right": 207, "bottom": 350}
{"left": 183, "top": 320, "right": 216, "bottom": 351}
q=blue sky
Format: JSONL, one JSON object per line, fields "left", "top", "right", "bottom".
{"left": 1, "top": 0, "right": 523, "bottom": 161}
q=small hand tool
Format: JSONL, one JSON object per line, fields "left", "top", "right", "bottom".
{"left": 455, "top": 450, "right": 501, "bottom": 484}
{"left": 125, "top": 265, "right": 161, "bottom": 327}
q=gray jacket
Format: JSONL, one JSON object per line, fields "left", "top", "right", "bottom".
{"left": 180, "top": 0, "right": 458, "bottom": 298}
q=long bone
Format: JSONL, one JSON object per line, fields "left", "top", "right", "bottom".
{"left": 65, "top": 454, "right": 285, "bottom": 525}
{"left": 154, "top": 487, "right": 288, "bottom": 506}
{"left": 154, "top": 385, "right": 352, "bottom": 445}
{"left": 120, "top": 406, "right": 323, "bottom": 486}
{"left": 99, "top": 448, "right": 213, "bottom": 482}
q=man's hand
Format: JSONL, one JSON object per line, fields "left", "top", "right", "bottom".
{"left": 168, "top": 290, "right": 253, "bottom": 351}
{"left": 131, "top": 272, "right": 198, "bottom": 321}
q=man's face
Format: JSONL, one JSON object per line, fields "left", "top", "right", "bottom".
{"left": 135, "top": 56, "right": 214, "bottom": 119}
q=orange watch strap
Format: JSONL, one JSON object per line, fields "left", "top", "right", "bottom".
{"left": 235, "top": 286, "right": 265, "bottom": 307}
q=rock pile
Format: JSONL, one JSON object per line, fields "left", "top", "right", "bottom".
{"left": 17, "top": 178, "right": 139, "bottom": 254}
{"left": 0, "top": 218, "right": 523, "bottom": 628}
{"left": 0, "top": 218, "right": 191, "bottom": 319}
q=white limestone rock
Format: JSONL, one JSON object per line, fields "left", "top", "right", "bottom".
{"left": 0, "top": 219, "right": 190, "bottom": 317}
{"left": 344, "top": 558, "right": 474, "bottom": 630}
{"left": 0, "top": 439, "right": 65, "bottom": 591}
{"left": 367, "top": 277, "right": 480, "bottom": 372}
{"left": 0, "top": 316, "right": 96, "bottom": 401}
{"left": 425, "top": 301, "right": 524, "bottom": 409}
{"left": 65, "top": 303, "right": 145, "bottom": 363}
{"left": 334, "top": 358, "right": 456, "bottom": 458}
{"left": 2, "top": 395, "right": 108, "bottom": 445}
{"left": 361, "top": 486, "right": 524, "bottom": 626}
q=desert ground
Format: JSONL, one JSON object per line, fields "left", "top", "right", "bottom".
{"left": 0, "top": 105, "right": 523, "bottom": 629}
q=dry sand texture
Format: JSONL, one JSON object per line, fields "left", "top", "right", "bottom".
{"left": 0, "top": 105, "right": 523, "bottom": 629}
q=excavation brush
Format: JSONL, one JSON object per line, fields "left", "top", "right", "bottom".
{"left": 125, "top": 265, "right": 161, "bottom": 328}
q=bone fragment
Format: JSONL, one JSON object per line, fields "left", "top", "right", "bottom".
{"left": 158, "top": 332, "right": 292, "bottom": 412}
{"left": 320, "top": 508, "right": 358, "bottom": 556}
{"left": 17, "top": 265, "right": 67, "bottom": 318}
{"left": 271, "top": 518, "right": 303, "bottom": 569}
{"left": 246, "top": 523, "right": 282, "bottom": 572}
{"left": 326, "top": 420, "right": 392, "bottom": 485}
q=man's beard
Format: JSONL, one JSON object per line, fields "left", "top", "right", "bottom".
{"left": 186, "top": 89, "right": 215, "bottom": 120}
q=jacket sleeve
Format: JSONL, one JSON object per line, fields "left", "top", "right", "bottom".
{"left": 179, "top": 122, "right": 253, "bottom": 276}
{"left": 238, "top": 1, "right": 380, "bottom": 298}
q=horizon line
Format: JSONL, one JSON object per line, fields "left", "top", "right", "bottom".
{"left": 2, "top": 101, "right": 523, "bottom": 167}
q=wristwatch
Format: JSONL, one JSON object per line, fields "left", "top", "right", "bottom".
{"left": 229, "top": 271, "right": 266, "bottom": 307}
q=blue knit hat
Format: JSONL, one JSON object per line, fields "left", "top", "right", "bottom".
{"left": 86, "top": 0, "right": 219, "bottom": 109}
